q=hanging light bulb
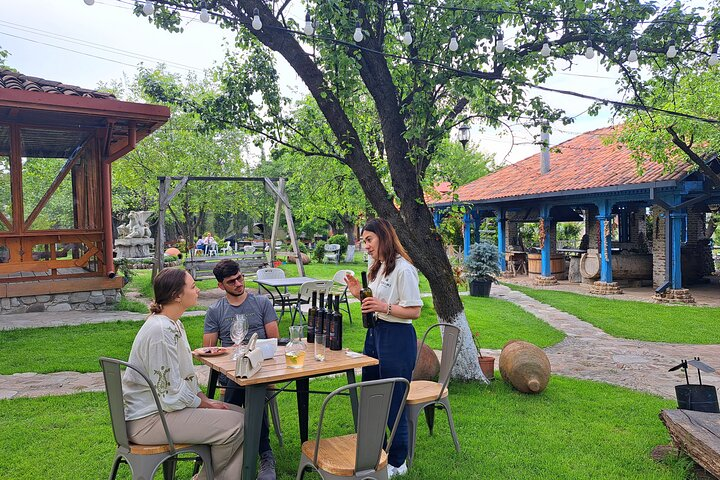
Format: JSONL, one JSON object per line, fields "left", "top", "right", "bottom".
{"left": 710, "top": 44, "right": 719, "bottom": 66}
{"left": 584, "top": 39, "right": 595, "bottom": 59}
{"left": 199, "top": 1, "right": 209, "bottom": 23}
{"left": 540, "top": 41, "right": 551, "bottom": 57}
{"left": 353, "top": 21, "right": 363, "bottom": 42}
{"left": 402, "top": 24, "right": 412, "bottom": 46}
{"left": 84, "top": 0, "right": 95, "bottom": 5}
{"left": 666, "top": 40, "right": 677, "bottom": 59}
{"left": 142, "top": 0, "right": 154, "bottom": 16}
{"left": 304, "top": 12, "right": 314, "bottom": 35}
{"left": 252, "top": 8, "right": 262, "bottom": 30}
{"left": 449, "top": 30, "right": 459, "bottom": 52}
{"left": 627, "top": 42, "right": 638, "bottom": 63}
{"left": 495, "top": 31, "right": 505, "bottom": 53}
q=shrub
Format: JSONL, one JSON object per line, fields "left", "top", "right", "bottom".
{"left": 464, "top": 241, "right": 500, "bottom": 282}
{"left": 328, "top": 234, "right": 349, "bottom": 256}
{"left": 313, "top": 240, "right": 327, "bottom": 263}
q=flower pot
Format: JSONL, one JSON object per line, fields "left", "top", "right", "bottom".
{"left": 479, "top": 355, "right": 495, "bottom": 380}
{"left": 469, "top": 279, "right": 492, "bottom": 297}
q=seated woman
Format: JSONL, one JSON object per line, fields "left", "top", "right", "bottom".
{"left": 122, "top": 268, "right": 245, "bottom": 480}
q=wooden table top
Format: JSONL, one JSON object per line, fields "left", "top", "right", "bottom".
{"left": 193, "top": 345, "right": 378, "bottom": 386}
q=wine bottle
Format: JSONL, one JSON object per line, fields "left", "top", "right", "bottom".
{"left": 306, "top": 291, "right": 317, "bottom": 343}
{"left": 316, "top": 292, "right": 326, "bottom": 341}
{"left": 329, "top": 295, "right": 342, "bottom": 350}
{"left": 360, "top": 271, "right": 376, "bottom": 328}
{"left": 325, "top": 294, "right": 333, "bottom": 346}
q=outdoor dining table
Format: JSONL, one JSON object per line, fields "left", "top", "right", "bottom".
{"left": 255, "top": 276, "right": 316, "bottom": 319}
{"left": 193, "top": 345, "right": 379, "bottom": 479}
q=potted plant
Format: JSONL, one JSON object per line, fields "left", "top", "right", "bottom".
{"left": 473, "top": 331, "right": 495, "bottom": 381}
{"left": 464, "top": 240, "right": 500, "bottom": 297}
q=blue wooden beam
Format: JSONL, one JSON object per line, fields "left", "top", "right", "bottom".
{"left": 669, "top": 212, "right": 686, "bottom": 289}
{"left": 463, "top": 210, "right": 471, "bottom": 260}
{"left": 597, "top": 200, "right": 614, "bottom": 283}
{"left": 497, "top": 209, "right": 506, "bottom": 272}
{"left": 539, "top": 205, "right": 552, "bottom": 277}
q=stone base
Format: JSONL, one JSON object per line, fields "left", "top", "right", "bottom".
{"left": 115, "top": 238, "right": 154, "bottom": 259}
{"left": 0, "top": 289, "right": 121, "bottom": 315}
{"left": 590, "top": 281, "right": 623, "bottom": 295}
{"left": 652, "top": 288, "right": 696, "bottom": 304}
{"left": 534, "top": 275, "right": 558, "bottom": 286}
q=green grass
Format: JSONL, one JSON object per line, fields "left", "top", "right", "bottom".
{"left": 506, "top": 284, "right": 720, "bottom": 344}
{"left": 0, "top": 376, "right": 690, "bottom": 480}
{"left": 0, "top": 296, "right": 561, "bottom": 375}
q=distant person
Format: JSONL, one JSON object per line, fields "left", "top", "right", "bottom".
{"left": 203, "top": 259, "right": 280, "bottom": 480}
{"left": 122, "top": 268, "right": 244, "bottom": 480}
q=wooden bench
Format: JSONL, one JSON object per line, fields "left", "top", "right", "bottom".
{"left": 660, "top": 409, "right": 720, "bottom": 478}
{"left": 185, "top": 253, "right": 268, "bottom": 281}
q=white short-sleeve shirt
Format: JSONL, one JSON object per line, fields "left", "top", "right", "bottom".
{"left": 369, "top": 256, "right": 423, "bottom": 324}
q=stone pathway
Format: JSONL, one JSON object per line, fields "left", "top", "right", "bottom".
{"left": 0, "top": 285, "right": 718, "bottom": 400}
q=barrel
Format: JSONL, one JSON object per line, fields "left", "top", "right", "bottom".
{"left": 527, "top": 253, "right": 565, "bottom": 276}
{"left": 499, "top": 340, "right": 551, "bottom": 394}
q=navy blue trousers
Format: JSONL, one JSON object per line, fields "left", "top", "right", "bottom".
{"left": 362, "top": 320, "right": 417, "bottom": 467}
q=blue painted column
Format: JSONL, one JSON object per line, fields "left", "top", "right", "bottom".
{"left": 596, "top": 201, "right": 613, "bottom": 283}
{"left": 433, "top": 209, "right": 443, "bottom": 228}
{"left": 463, "top": 210, "right": 471, "bottom": 260}
{"left": 473, "top": 210, "right": 481, "bottom": 244}
{"left": 497, "top": 209, "right": 506, "bottom": 272}
{"left": 539, "top": 206, "right": 552, "bottom": 277}
{"left": 669, "top": 212, "right": 686, "bottom": 289}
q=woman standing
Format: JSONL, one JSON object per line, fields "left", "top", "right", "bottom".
{"left": 345, "top": 218, "right": 423, "bottom": 477}
{"left": 122, "top": 268, "right": 244, "bottom": 480}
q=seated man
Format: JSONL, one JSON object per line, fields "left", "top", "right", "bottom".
{"left": 203, "top": 259, "right": 279, "bottom": 480}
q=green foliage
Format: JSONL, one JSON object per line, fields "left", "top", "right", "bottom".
{"left": 313, "top": 240, "right": 327, "bottom": 263}
{"left": 464, "top": 241, "right": 501, "bottom": 282}
{"left": 327, "top": 234, "right": 348, "bottom": 256}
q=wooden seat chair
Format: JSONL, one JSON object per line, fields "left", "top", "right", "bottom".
{"left": 296, "top": 377, "right": 410, "bottom": 480}
{"left": 405, "top": 323, "right": 462, "bottom": 468}
{"left": 99, "top": 357, "right": 214, "bottom": 480}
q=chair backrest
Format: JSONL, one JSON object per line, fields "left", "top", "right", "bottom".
{"left": 297, "top": 280, "right": 333, "bottom": 302}
{"left": 331, "top": 269, "right": 354, "bottom": 288}
{"left": 324, "top": 243, "right": 340, "bottom": 253}
{"left": 244, "top": 245, "right": 256, "bottom": 254}
{"left": 99, "top": 357, "right": 177, "bottom": 453}
{"left": 344, "top": 244, "right": 356, "bottom": 263}
{"left": 414, "top": 323, "right": 462, "bottom": 396}
{"left": 256, "top": 267, "right": 285, "bottom": 280}
{"left": 311, "top": 377, "right": 410, "bottom": 474}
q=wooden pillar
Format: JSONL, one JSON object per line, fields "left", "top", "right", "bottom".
{"left": 597, "top": 201, "right": 613, "bottom": 283}
{"left": 153, "top": 177, "right": 169, "bottom": 280}
{"left": 669, "top": 212, "right": 686, "bottom": 289}
{"left": 101, "top": 160, "right": 115, "bottom": 277}
{"left": 497, "top": 209, "right": 506, "bottom": 272}
{"left": 463, "top": 210, "right": 471, "bottom": 260}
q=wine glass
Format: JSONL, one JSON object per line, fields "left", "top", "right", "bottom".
{"left": 230, "top": 314, "right": 248, "bottom": 360}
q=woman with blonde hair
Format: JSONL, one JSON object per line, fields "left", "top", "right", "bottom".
{"left": 122, "top": 268, "right": 244, "bottom": 480}
{"left": 345, "top": 218, "right": 423, "bottom": 477}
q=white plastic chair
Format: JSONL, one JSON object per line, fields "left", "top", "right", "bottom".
{"left": 323, "top": 244, "right": 341, "bottom": 264}
{"left": 207, "top": 243, "right": 218, "bottom": 257}
{"left": 290, "top": 280, "right": 333, "bottom": 325}
{"left": 221, "top": 241, "right": 233, "bottom": 256}
{"left": 243, "top": 245, "right": 256, "bottom": 254}
{"left": 256, "top": 267, "right": 292, "bottom": 319}
{"left": 330, "top": 269, "right": 354, "bottom": 324}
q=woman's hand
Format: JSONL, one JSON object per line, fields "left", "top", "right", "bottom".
{"left": 361, "top": 296, "right": 388, "bottom": 314}
{"left": 345, "top": 273, "right": 361, "bottom": 299}
{"left": 198, "top": 393, "right": 229, "bottom": 410}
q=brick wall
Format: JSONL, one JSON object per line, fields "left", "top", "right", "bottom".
{"left": 651, "top": 205, "right": 667, "bottom": 287}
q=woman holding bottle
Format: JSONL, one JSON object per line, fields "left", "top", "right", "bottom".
{"left": 345, "top": 217, "right": 423, "bottom": 477}
{"left": 122, "top": 268, "right": 245, "bottom": 480}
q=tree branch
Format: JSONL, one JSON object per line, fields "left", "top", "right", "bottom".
{"left": 666, "top": 126, "right": 720, "bottom": 188}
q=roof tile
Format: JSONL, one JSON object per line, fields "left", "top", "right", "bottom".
{"left": 0, "top": 69, "right": 115, "bottom": 99}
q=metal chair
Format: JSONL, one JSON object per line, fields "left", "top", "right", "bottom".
{"left": 99, "top": 357, "right": 214, "bottom": 480}
{"left": 405, "top": 323, "right": 462, "bottom": 468}
{"left": 296, "top": 377, "right": 410, "bottom": 480}
{"left": 290, "top": 280, "right": 334, "bottom": 325}
{"left": 323, "top": 244, "right": 341, "bottom": 264}
{"left": 330, "top": 269, "right": 354, "bottom": 324}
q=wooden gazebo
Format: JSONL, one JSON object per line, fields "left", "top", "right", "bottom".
{"left": 0, "top": 70, "right": 169, "bottom": 313}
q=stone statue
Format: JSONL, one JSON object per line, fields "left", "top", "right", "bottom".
{"left": 120, "top": 211, "right": 153, "bottom": 239}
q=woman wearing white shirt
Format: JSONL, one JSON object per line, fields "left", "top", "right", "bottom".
{"left": 123, "top": 268, "right": 244, "bottom": 480}
{"left": 346, "top": 218, "right": 423, "bottom": 477}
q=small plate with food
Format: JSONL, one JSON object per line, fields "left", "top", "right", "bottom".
{"left": 193, "top": 347, "right": 229, "bottom": 357}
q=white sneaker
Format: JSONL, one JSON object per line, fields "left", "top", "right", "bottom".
{"left": 388, "top": 462, "right": 408, "bottom": 478}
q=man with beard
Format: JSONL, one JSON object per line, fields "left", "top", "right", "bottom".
{"left": 203, "top": 259, "right": 279, "bottom": 480}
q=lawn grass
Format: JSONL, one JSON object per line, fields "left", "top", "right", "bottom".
{"left": 0, "top": 376, "right": 689, "bottom": 479}
{"left": 0, "top": 296, "right": 562, "bottom": 375}
{"left": 506, "top": 283, "right": 720, "bottom": 344}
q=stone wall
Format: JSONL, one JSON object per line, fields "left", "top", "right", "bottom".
{"left": 505, "top": 221, "right": 520, "bottom": 250}
{"left": 0, "top": 289, "right": 121, "bottom": 315}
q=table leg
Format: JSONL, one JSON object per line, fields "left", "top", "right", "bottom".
{"left": 296, "top": 378, "right": 310, "bottom": 442}
{"left": 346, "top": 369, "right": 359, "bottom": 430}
{"left": 243, "top": 384, "right": 267, "bottom": 480}
{"left": 206, "top": 368, "right": 219, "bottom": 399}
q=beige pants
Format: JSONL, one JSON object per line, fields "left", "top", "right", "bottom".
{"left": 127, "top": 404, "right": 244, "bottom": 480}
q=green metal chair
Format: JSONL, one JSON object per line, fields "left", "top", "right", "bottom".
{"left": 99, "top": 357, "right": 213, "bottom": 480}
{"left": 296, "top": 377, "right": 409, "bottom": 480}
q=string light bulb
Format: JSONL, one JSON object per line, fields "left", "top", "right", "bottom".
{"left": 495, "top": 31, "right": 505, "bottom": 53}
{"left": 199, "top": 1, "right": 209, "bottom": 23}
{"left": 402, "top": 24, "right": 412, "bottom": 46}
{"left": 710, "top": 44, "right": 719, "bottom": 66}
{"left": 627, "top": 43, "right": 638, "bottom": 63}
{"left": 540, "top": 41, "right": 551, "bottom": 57}
{"left": 84, "top": 0, "right": 95, "bottom": 5}
{"left": 252, "top": 8, "right": 262, "bottom": 30}
{"left": 353, "top": 21, "right": 363, "bottom": 42}
{"left": 584, "top": 39, "right": 595, "bottom": 59}
{"left": 142, "top": 1, "right": 154, "bottom": 16}
{"left": 666, "top": 40, "right": 677, "bottom": 59}
{"left": 449, "top": 30, "right": 459, "bottom": 52}
{"left": 304, "top": 12, "right": 314, "bottom": 35}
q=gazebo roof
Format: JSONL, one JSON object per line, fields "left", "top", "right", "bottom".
{"left": 432, "top": 126, "right": 693, "bottom": 207}
{"left": 0, "top": 69, "right": 116, "bottom": 99}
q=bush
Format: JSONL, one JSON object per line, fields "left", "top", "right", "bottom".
{"left": 464, "top": 240, "right": 500, "bottom": 282}
{"left": 297, "top": 243, "right": 309, "bottom": 254}
{"left": 313, "top": 240, "right": 327, "bottom": 263}
{"left": 328, "top": 234, "right": 349, "bottom": 256}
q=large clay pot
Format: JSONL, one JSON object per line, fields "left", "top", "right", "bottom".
{"left": 412, "top": 342, "right": 440, "bottom": 381}
{"left": 478, "top": 355, "right": 495, "bottom": 380}
{"left": 499, "top": 340, "right": 550, "bottom": 394}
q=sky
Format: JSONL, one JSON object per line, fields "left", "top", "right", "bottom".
{"left": 0, "top": 0, "right": 626, "bottom": 164}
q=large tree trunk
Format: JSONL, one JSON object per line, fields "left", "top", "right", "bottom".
{"left": 341, "top": 215, "right": 356, "bottom": 246}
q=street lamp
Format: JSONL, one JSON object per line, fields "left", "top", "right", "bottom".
{"left": 458, "top": 124, "right": 471, "bottom": 150}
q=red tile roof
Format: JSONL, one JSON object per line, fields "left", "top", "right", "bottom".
{"left": 435, "top": 126, "right": 692, "bottom": 205}
{"left": 0, "top": 69, "right": 115, "bottom": 99}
